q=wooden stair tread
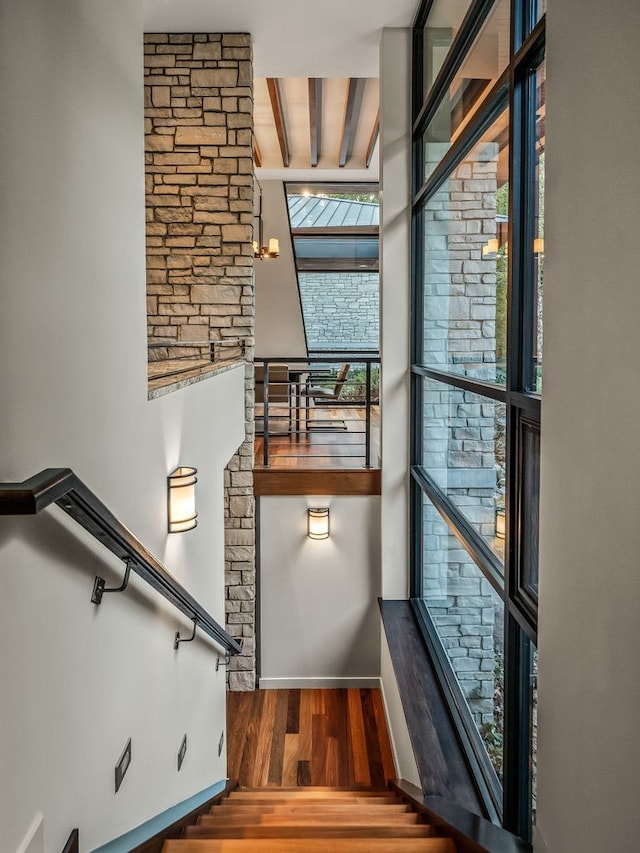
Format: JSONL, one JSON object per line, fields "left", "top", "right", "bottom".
{"left": 164, "top": 839, "right": 457, "bottom": 852}
{"left": 198, "top": 813, "right": 421, "bottom": 826}
{"left": 229, "top": 790, "right": 395, "bottom": 797}
{"left": 222, "top": 794, "right": 402, "bottom": 806}
{"left": 185, "top": 825, "right": 439, "bottom": 839}
{"left": 237, "top": 786, "right": 390, "bottom": 793}
{"left": 212, "top": 803, "right": 409, "bottom": 813}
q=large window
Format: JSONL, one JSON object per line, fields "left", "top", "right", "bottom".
{"left": 286, "top": 183, "right": 379, "bottom": 354}
{"left": 412, "top": 0, "right": 543, "bottom": 840}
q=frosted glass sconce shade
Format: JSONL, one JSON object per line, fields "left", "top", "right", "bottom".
{"left": 307, "top": 507, "right": 330, "bottom": 540}
{"left": 168, "top": 467, "right": 198, "bottom": 533}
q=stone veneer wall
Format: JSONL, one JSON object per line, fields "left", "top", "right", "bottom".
{"left": 144, "top": 33, "right": 256, "bottom": 689}
{"left": 298, "top": 271, "right": 379, "bottom": 351}
{"left": 422, "top": 143, "right": 503, "bottom": 734}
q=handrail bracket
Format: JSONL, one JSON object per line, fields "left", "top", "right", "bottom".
{"left": 91, "top": 558, "right": 134, "bottom": 606}
{"left": 174, "top": 616, "right": 198, "bottom": 650}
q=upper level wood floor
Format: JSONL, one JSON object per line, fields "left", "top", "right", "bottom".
{"left": 253, "top": 407, "right": 381, "bottom": 496}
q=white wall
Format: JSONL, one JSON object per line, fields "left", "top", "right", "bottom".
{"left": 536, "top": 1, "right": 640, "bottom": 850}
{"left": 254, "top": 181, "right": 307, "bottom": 359}
{"left": 0, "top": 1, "right": 245, "bottom": 851}
{"left": 258, "top": 496, "right": 380, "bottom": 685}
{"left": 378, "top": 26, "right": 414, "bottom": 779}
{"left": 379, "top": 28, "right": 412, "bottom": 599}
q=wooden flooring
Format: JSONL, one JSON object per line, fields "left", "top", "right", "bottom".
{"left": 254, "top": 406, "right": 380, "bottom": 470}
{"left": 227, "top": 688, "right": 395, "bottom": 788}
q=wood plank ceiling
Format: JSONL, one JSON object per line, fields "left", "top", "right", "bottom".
{"left": 254, "top": 77, "right": 380, "bottom": 170}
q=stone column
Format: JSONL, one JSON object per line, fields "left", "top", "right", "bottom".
{"left": 144, "top": 33, "right": 256, "bottom": 689}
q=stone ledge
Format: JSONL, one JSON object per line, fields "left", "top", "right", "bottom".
{"left": 147, "top": 358, "right": 245, "bottom": 399}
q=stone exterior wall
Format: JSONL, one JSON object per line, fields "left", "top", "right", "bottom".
{"left": 422, "top": 143, "right": 503, "bottom": 736}
{"left": 298, "top": 272, "right": 379, "bottom": 351}
{"left": 144, "top": 33, "right": 256, "bottom": 689}
{"left": 423, "top": 144, "right": 499, "bottom": 380}
{"left": 424, "top": 506, "right": 502, "bottom": 728}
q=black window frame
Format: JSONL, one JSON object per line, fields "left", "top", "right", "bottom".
{"left": 410, "top": 0, "right": 544, "bottom": 840}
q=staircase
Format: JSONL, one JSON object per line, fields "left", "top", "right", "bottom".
{"left": 162, "top": 786, "right": 457, "bottom": 852}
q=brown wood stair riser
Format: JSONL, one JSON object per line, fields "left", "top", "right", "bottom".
{"left": 164, "top": 840, "right": 457, "bottom": 852}
{"left": 184, "top": 825, "right": 441, "bottom": 839}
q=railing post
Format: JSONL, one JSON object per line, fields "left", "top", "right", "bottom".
{"left": 263, "top": 361, "right": 270, "bottom": 467}
{"left": 365, "top": 360, "right": 372, "bottom": 469}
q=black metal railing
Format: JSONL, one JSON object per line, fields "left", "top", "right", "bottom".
{"left": 0, "top": 468, "right": 241, "bottom": 655}
{"left": 255, "top": 353, "right": 380, "bottom": 468}
{"left": 149, "top": 337, "right": 246, "bottom": 382}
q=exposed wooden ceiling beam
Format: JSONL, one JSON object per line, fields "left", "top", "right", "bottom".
{"left": 365, "top": 109, "right": 380, "bottom": 169}
{"left": 253, "top": 138, "right": 263, "bottom": 168}
{"left": 339, "top": 78, "right": 362, "bottom": 168}
{"left": 266, "top": 77, "right": 290, "bottom": 167}
{"left": 308, "top": 78, "right": 322, "bottom": 168}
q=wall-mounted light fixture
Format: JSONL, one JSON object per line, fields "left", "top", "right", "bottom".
{"left": 533, "top": 237, "right": 545, "bottom": 255}
{"left": 307, "top": 507, "right": 330, "bottom": 540}
{"left": 495, "top": 507, "right": 506, "bottom": 540}
{"left": 253, "top": 181, "right": 279, "bottom": 260}
{"left": 168, "top": 467, "right": 198, "bottom": 533}
{"left": 482, "top": 238, "right": 499, "bottom": 259}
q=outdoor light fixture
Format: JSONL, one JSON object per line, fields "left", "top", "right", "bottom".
{"left": 307, "top": 507, "right": 330, "bottom": 540}
{"left": 533, "top": 237, "right": 545, "bottom": 255}
{"left": 482, "top": 238, "right": 499, "bottom": 258}
{"left": 168, "top": 467, "right": 198, "bottom": 533}
{"left": 495, "top": 507, "right": 506, "bottom": 540}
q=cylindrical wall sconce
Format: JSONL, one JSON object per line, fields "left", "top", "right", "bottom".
{"left": 168, "top": 467, "right": 198, "bottom": 533}
{"left": 307, "top": 507, "right": 330, "bottom": 540}
{"left": 495, "top": 507, "right": 506, "bottom": 540}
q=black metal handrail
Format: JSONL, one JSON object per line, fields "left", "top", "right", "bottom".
{"left": 0, "top": 468, "right": 242, "bottom": 655}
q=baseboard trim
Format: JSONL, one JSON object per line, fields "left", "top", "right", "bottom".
{"left": 258, "top": 677, "right": 381, "bottom": 689}
{"left": 90, "top": 779, "right": 237, "bottom": 853}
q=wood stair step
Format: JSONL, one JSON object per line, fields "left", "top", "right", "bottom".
{"left": 230, "top": 789, "right": 394, "bottom": 797}
{"left": 184, "top": 825, "right": 440, "bottom": 840}
{"left": 237, "top": 786, "right": 390, "bottom": 793}
{"left": 226, "top": 793, "right": 400, "bottom": 804}
{"left": 197, "top": 813, "right": 421, "bottom": 826}
{"left": 211, "top": 804, "right": 411, "bottom": 815}
{"left": 164, "top": 839, "right": 457, "bottom": 852}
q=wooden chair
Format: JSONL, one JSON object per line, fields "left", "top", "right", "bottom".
{"left": 303, "top": 363, "right": 350, "bottom": 427}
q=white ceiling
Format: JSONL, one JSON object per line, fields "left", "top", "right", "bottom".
{"left": 143, "top": 0, "right": 418, "bottom": 77}
{"left": 143, "top": 0, "right": 417, "bottom": 180}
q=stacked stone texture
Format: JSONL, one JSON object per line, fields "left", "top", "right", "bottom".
{"left": 298, "top": 272, "right": 379, "bottom": 351}
{"left": 144, "top": 34, "right": 256, "bottom": 690}
{"left": 424, "top": 145, "right": 499, "bottom": 380}
{"left": 422, "top": 144, "right": 503, "bottom": 730}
